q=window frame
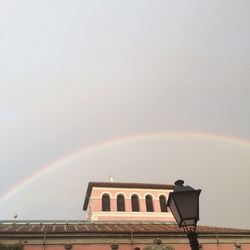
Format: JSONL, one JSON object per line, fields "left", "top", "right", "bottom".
{"left": 131, "top": 194, "right": 140, "bottom": 212}
{"left": 102, "top": 193, "right": 111, "bottom": 211}
{"left": 117, "top": 194, "right": 126, "bottom": 211}
{"left": 159, "top": 195, "right": 168, "bottom": 212}
{"left": 145, "top": 194, "right": 154, "bottom": 212}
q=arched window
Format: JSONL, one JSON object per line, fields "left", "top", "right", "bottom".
{"left": 117, "top": 194, "right": 125, "bottom": 211}
{"left": 102, "top": 194, "right": 110, "bottom": 211}
{"left": 131, "top": 194, "right": 140, "bottom": 212}
{"left": 159, "top": 195, "right": 168, "bottom": 212}
{"left": 145, "top": 195, "right": 154, "bottom": 212}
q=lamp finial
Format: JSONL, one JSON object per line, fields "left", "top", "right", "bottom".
{"left": 175, "top": 180, "right": 184, "bottom": 186}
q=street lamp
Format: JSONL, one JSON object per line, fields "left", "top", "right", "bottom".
{"left": 167, "top": 180, "right": 201, "bottom": 250}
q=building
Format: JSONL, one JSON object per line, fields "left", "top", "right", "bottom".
{"left": 1, "top": 181, "right": 250, "bottom": 250}
{"left": 83, "top": 182, "right": 175, "bottom": 222}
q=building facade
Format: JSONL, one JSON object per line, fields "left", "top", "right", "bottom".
{"left": 83, "top": 182, "right": 175, "bottom": 222}
{"left": 1, "top": 182, "right": 250, "bottom": 250}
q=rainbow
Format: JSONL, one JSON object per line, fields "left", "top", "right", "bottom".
{"left": 1, "top": 131, "right": 249, "bottom": 206}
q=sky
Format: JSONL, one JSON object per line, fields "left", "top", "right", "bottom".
{"left": 0, "top": 1, "right": 250, "bottom": 229}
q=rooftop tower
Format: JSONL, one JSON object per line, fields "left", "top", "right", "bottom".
{"left": 83, "top": 182, "right": 175, "bottom": 222}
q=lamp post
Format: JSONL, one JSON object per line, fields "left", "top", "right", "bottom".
{"left": 167, "top": 180, "right": 201, "bottom": 250}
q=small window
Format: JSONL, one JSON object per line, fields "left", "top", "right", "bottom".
{"left": 131, "top": 194, "right": 140, "bottom": 212}
{"left": 102, "top": 194, "right": 110, "bottom": 211}
{"left": 159, "top": 195, "right": 168, "bottom": 212}
{"left": 117, "top": 194, "right": 125, "bottom": 211}
{"left": 145, "top": 195, "right": 154, "bottom": 212}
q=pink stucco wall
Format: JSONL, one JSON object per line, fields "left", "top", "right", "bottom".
{"left": 86, "top": 186, "right": 173, "bottom": 221}
{"left": 92, "top": 215, "right": 175, "bottom": 222}
{"left": 23, "top": 244, "right": 250, "bottom": 250}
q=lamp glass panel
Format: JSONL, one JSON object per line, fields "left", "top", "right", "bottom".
{"left": 168, "top": 195, "right": 181, "bottom": 225}
{"left": 173, "top": 191, "right": 199, "bottom": 221}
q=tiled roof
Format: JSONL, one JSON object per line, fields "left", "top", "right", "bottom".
{"left": 83, "top": 182, "right": 175, "bottom": 210}
{"left": 0, "top": 221, "right": 249, "bottom": 235}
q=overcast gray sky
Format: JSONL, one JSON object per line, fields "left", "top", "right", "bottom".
{"left": 0, "top": 1, "right": 250, "bottom": 229}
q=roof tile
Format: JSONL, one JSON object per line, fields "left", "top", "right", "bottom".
{"left": 0, "top": 221, "right": 250, "bottom": 235}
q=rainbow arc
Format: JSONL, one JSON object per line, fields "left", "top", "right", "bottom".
{"left": 0, "top": 131, "right": 249, "bottom": 206}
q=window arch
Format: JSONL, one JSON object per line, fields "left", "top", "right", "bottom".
{"left": 117, "top": 194, "right": 125, "bottom": 211}
{"left": 145, "top": 195, "right": 154, "bottom": 212}
{"left": 102, "top": 194, "right": 110, "bottom": 211}
{"left": 159, "top": 195, "right": 168, "bottom": 212}
{"left": 131, "top": 194, "right": 140, "bottom": 212}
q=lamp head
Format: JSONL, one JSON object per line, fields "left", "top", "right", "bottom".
{"left": 167, "top": 180, "right": 201, "bottom": 228}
